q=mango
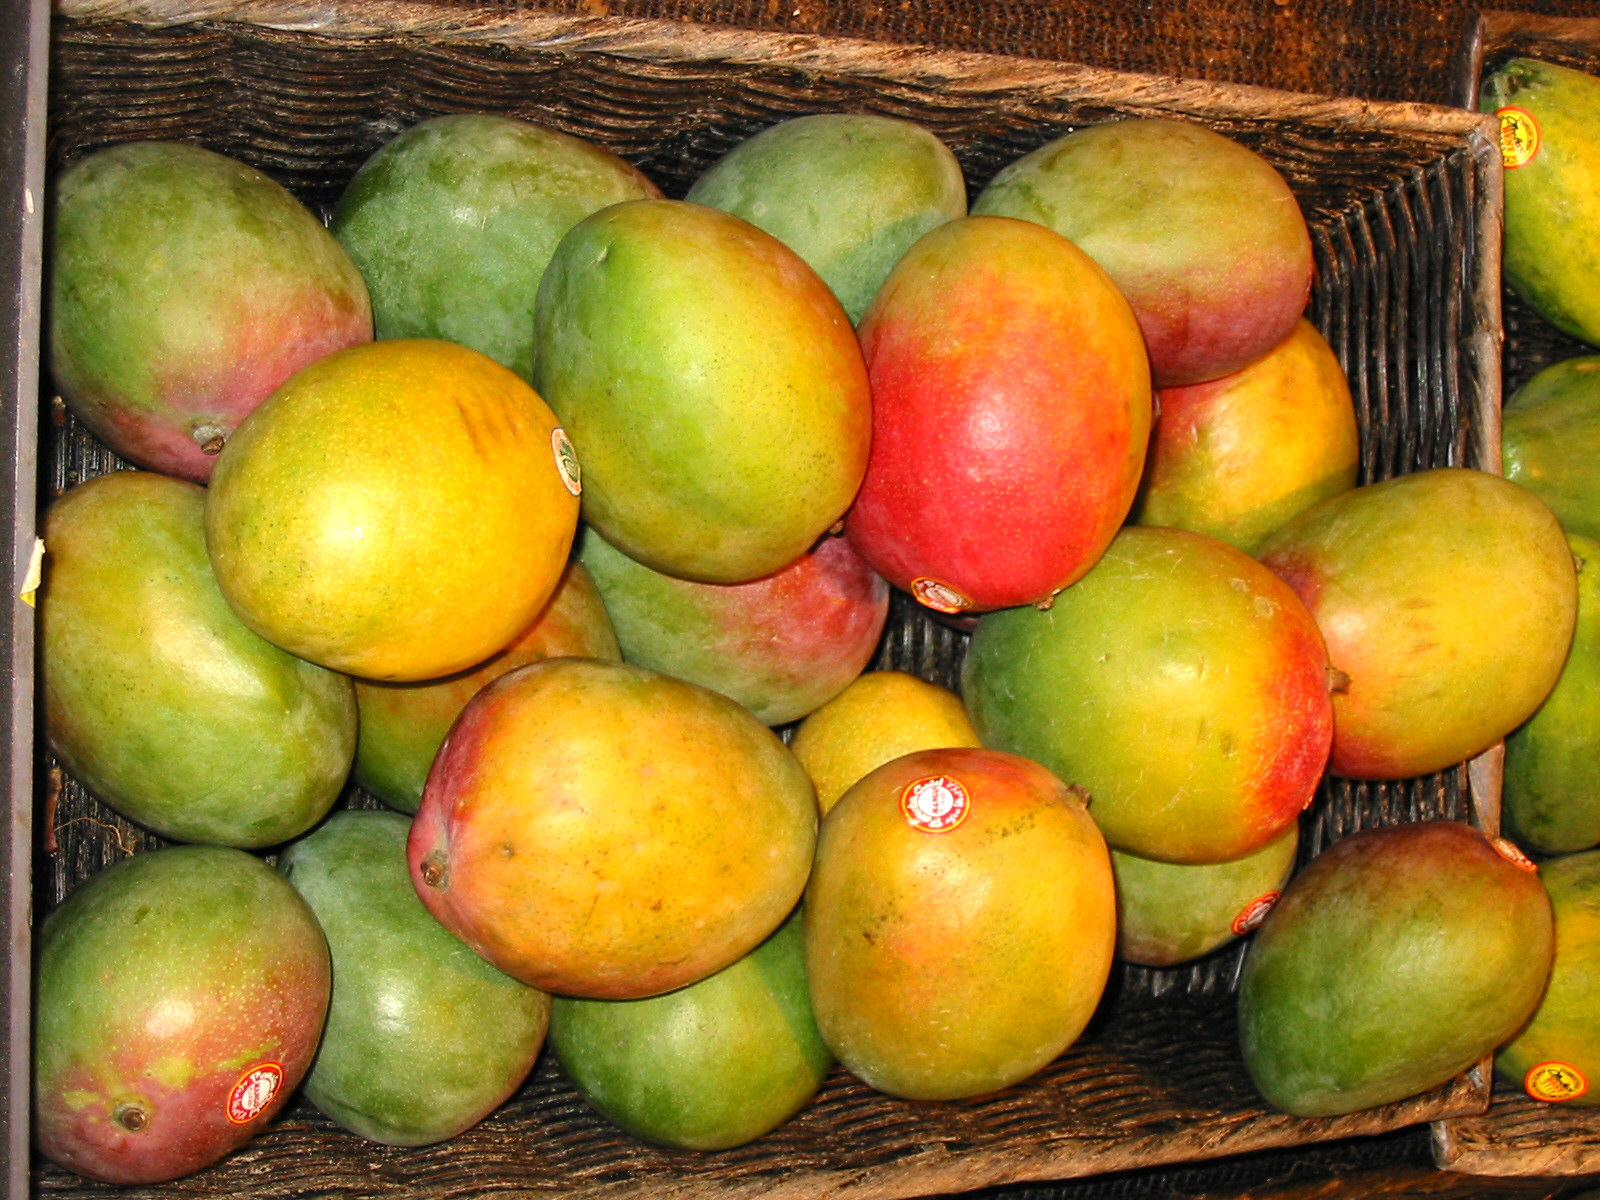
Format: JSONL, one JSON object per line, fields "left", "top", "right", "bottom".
{"left": 549, "top": 907, "right": 830, "bottom": 1149}
{"left": 685, "top": 113, "right": 966, "bottom": 323}
{"left": 963, "top": 525, "right": 1333, "bottom": 864}
{"left": 806, "top": 747, "right": 1115, "bottom": 1100}
{"left": 1504, "top": 532, "right": 1600, "bottom": 854}
{"left": 42, "top": 470, "right": 355, "bottom": 848}
{"left": 205, "top": 339, "right": 580, "bottom": 682}
{"left": 790, "top": 670, "right": 980, "bottom": 816}
{"left": 531, "top": 199, "right": 871, "bottom": 583}
{"left": 49, "top": 141, "right": 371, "bottom": 481}
{"left": 353, "top": 560, "right": 620, "bottom": 813}
{"left": 1132, "top": 318, "right": 1360, "bottom": 554}
{"left": 331, "top": 113, "right": 660, "bottom": 381}
{"left": 973, "top": 117, "right": 1312, "bottom": 387}
{"left": 408, "top": 657, "right": 817, "bottom": 999}
{"left": 845, "top": 214, "right": 1151, "bottom": 614}
{"left": 1238, "top": 821, "right": 1554, "bottom": 1117}
{"left": 578, "top": 526, "right": 888, "bottom": 726}
{"left": 279, "top": 810, "right": 550, "bottom": 1145}
{"left": 1258, "top": 467, "right": 1577, "bottom": 780}
{"left": 1502, "top": 354, "right": 1600, "bottom": 544}
{"left": 1481, "top": 59, "right": 1600, "bottom": 346}
{"left": 1113, "top": 823, "right": 1300, "bottom": 967}
{"left": 34, "top": 846, "right": 330, "bottom": 1183}
{"left": 1497, "top": 848, "right": 1600, "bottom": 1107}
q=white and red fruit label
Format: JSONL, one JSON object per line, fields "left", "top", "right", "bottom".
{"left": 910, "top": 577, "right": 971, "bottom": 614}
{"left": 552, "top": 428, "right": 582, "bottom": 496}
{"left": 1492, "top": 837, "right": 1540, "bottom": 873}
{"left": 1526, "top": 1061, "right": 1589, "bottom": 1103}
{"left": 901, "top": 774, "right": 971, "bottom": 833}
{"left": 1497, "top": 107, "right": 1540, "bottom": 168}
{"left": 225, "top": 1062, "right": 284, "bottom": 1125}
{"left": 1231, "top": 891, "right": 1282, "bottom": 936}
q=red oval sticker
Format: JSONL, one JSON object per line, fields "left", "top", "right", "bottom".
{"left": 226, "top": 1062, "right": 284, "bottom": 1125}
{"left": 1526, "top": 1061, "right": 1588, "bottom": 1103}
{"left": 910, "top": 577, "right": 971, "bottom": 614}
{"left": 1231, "top": 890, "right": 1282, "bottom": 936}
{"left": 901, "top": 775, "right": 971, "bottom": 833}
{"left": 1492, "top": 837, "right": 1539, "bottom": 873}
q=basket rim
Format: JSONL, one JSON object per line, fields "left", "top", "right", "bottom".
{"left": 57, "top": 0, "right": 1500, "bottom": 139}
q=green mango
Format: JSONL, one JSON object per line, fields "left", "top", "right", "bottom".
{"left": 34, "top": 846, "right": 330, "bottom": 1184}
{"left": 1504, "top": 531, "right": 1600, "bottom": 854}
{"left": 42, "top": 470, "right": 356, "bottom": 847}
{"left": 548, "top": 907, "right": 830, "bottom": 1150}
{"left": 531, "top": 199, "right": 872, "bottom": 584}
{"left": 1502, "top": 355, "right": 1600, "bottom": 544}
{"left": 331, "top": 113, "right": 660, "bottom": 380}
{"left": 686, "top": 113, "right": 966, "bottom": 324}
{"left": 1481, "top": 59, "right": 1600, "bottom": 346}
{"left": 279, "top": 810, "right": 549, "bottom": 1145}
{"left": 1497, "top": 848, "right": 1600, "bottom": 1107}
{"left": 1113, "top": 823, "right": 1300, "bottom": 967}
{"left": 1238, "top": 821, "right": 1554, "bottom": 1117}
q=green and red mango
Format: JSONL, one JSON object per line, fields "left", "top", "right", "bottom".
{"left": 972, "top": 117, "right": 1312, "bottom": 388}
{"left": 1239, "top": 821, "right": 1554, "bottom": 1117}
{"left": 845, "top": 214, "right": 1151, "bottom": 614}
{"left": 49, "top": 141, "right": 371, "bottom": 481}
{"left": 963, "top": 525, "right": 1333, "bottom": 864}
{"left": 34, "top": 846, "right": 330, "bottom": 1184}
{"left": 578, "top": 526, "right": 889, "bottom": 726}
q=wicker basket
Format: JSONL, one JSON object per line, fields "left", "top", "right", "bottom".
{"left": 12, "top": 3, "right": 1507, "bottom": 1197}
{"left": 1427, "top": 9, "right": 1600, "bottom": 1182}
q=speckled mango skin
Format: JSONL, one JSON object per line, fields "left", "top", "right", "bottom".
{"left": 845, "top": 215, "right": 1151, "bottom": 613}
{"left": 280, "top": 810, "right": 550, "bottom": 1146}
{"left": 1258, "top": 468, "right": 1577, "bottom": 781}
{"left": 550, "top": 907, "right": 831, "bottom": 1150}
{"left": 805, "top": 746, "right": 1115, "bottom": 1101}
{"left": 1481, "top": 59, "right": 1600, "bottom": 347}
{"left": 963, "top": 526, "right": 1333, "bottom": 864}
{"left": 42, "top": 470, "right": 356, "bottom": 848}
{"left": 204, "top": 339, "right": 580, "bottom": 682}
{"left": 1497, "top": 848, "right": 1600, "bottom": 1106}
{"left": 331, "top": 113, "right": 661, "bottom": 381}
{"left": 353, "top": 560, "right": 620, "bottom": 814}
{"left": 532, "top": 199, "right": 872, "bottom": 584}
{"left": 1239, "top": 821, "right": 1553, "bottom": 1117}
{"left": 578, "top": 526, "right": 889, "bottom": 726}
{"left": 973, "top": 117, "right": 1312, "bottom": 388}
{"left": 685, "top": 113, "right": 967, "bottom": 324}
{"left": 49, "top": 141, "right": 372, "bottom": 482}
{"left": 34, "top": 846, "right": 331, "bottom": 1184}
{"left": 407, "top": 657, "right": 818, "bottom": 999}
{"left": 1133, "top": 318, "right": 1359, "bottom": 555}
